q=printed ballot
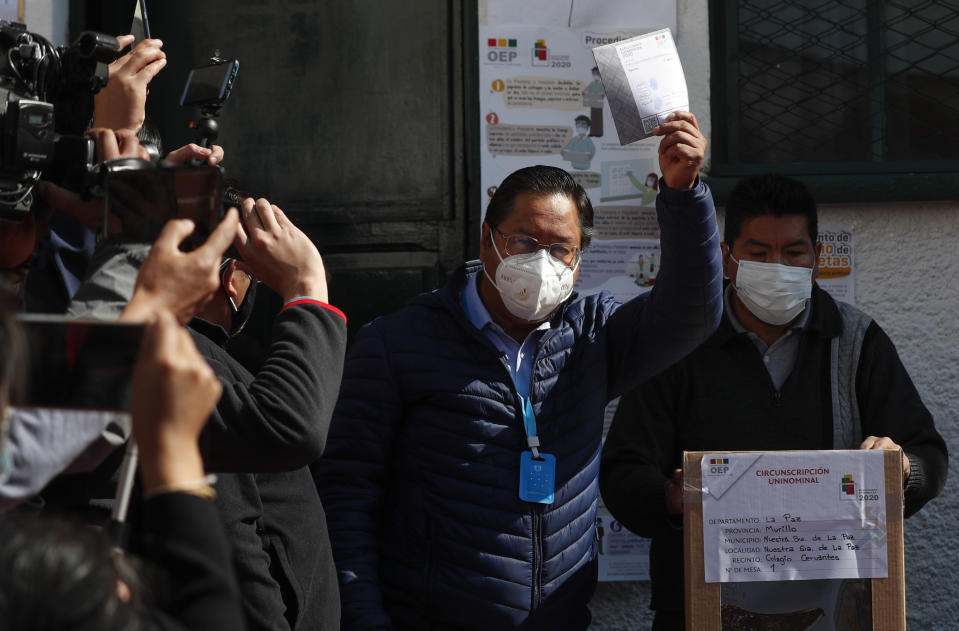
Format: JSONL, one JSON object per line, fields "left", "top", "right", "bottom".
{"left": 699, "top": 450, "right": 888, "bottom": 584}
{"left": 592, "top": 28, "right": 689, "bottom": 145}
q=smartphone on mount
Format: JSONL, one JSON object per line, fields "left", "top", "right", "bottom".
{"left": 180, "top": 60, "right": 240, "bottom": 107}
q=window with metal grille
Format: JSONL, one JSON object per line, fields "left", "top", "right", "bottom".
{"left": 708, "top": 1, "right": 959, "bottom": 202}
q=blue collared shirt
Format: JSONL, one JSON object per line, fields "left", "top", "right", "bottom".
{"left": 460, "top": 272, "right": 552, "bottom": 399}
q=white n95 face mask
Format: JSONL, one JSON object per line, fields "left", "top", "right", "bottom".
{"left": 484, "top": 239, "right": 577, "bottom": 322}
{"left": 731, "top": 255, "right": 812, "bottom": 326}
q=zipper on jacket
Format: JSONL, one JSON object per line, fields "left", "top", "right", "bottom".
{"left": 531, "top": 507, "right": 543, "bottom": 611}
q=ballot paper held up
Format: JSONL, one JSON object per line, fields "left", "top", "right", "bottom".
{"left": 592, "top": 28, "right": 688, "bottom": 145}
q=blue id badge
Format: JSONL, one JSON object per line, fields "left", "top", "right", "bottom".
{"left": 519, "top": 451, "right": 555, "bottom": 504}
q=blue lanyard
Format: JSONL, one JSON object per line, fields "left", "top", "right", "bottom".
{"left": 516, "top": 391, "right": 540, "bottom": 459}
{"left": 503, "top": 331, "right": 541, "bottom": 458}
{"left": 459, "top": 289, "right": 541, "bottom": 457}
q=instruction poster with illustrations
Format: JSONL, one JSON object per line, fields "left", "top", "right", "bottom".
{"left": 479, "top": 0, "right": 681, "bottom": 582}
{"left": 479, "top": 24, "right": 664, "bottom": 213}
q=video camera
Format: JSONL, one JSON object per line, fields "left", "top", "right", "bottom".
{"left": 0, "top": 21, "right": 120, "bottom": 221}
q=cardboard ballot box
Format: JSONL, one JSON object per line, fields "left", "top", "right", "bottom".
{"left": 683, "top": 450, "right": 905, "bottom": 631}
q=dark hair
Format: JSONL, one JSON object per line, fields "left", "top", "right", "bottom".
{"left": 485, "top": 165, "right": 595, "bottom": 249}
{"left": 0, "top": 288, "right": 24, "bottom": 404}
{"left": 0, "top": 513, "right": 145, "bottom": 631}
{"left": 574, "top": 115, "right": 591, "bottom": 126}
{"left": 724, "top": 174, "right": 818, "bottom": 246}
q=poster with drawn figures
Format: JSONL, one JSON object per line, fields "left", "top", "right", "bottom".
{"left": 479, "top": 25, "right": 671, "bottom": 222}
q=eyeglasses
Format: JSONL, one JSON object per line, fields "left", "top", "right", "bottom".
{"left": 495, "top": 228, "right": 581, "bottom": 268}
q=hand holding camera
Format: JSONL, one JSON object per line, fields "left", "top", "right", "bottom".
{"left": 234, "top": 197, "right": 329, "bottom": 303}
{"left": 164, "top": 143, "right": 224, "bottom": 166}
{"left": 92, "top": 36, "right": 166, "bottom": 134}
{"left": 122, "top": 207, "right": 240, "bottom": 324}
{"left": 131, "top": 309, "right": 221, "bottom": 496}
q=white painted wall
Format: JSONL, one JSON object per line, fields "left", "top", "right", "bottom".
{"left": 593, "top": 1, "right": 958, "bottom": 628}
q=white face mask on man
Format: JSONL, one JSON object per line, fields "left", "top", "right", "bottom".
{"left": 484, "top": 237, "right": 577, "bottom": 322}
{"left": 730, "top": 254, "right": 812, "bottom": 325}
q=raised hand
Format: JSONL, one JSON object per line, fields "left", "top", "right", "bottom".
{"left": 653, "top": 111, "right": 707, "bottom": 190}
{"left": 131, "top": 309, "right": 222, "bottom": 495}
{"left": 93, "top": 36, "right": 166, "bottom": 133}
{"left": 122, "top": 208, "right": 240, "bottom": 324}
{"left": 234, "top": 197, "right": 328, "bottom": 302}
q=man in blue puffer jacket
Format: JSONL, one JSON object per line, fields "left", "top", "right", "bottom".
{"left": 314, "top": 111, "right": 723, "bottom": 630}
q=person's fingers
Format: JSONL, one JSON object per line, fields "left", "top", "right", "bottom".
{"left": 129, "top": 40, "right": 165, "bottom": 70}
{"left": 860, "top": 435, "right": 899, "bottom": 450}
{"left": 233, "top": 212, "right": 250, "bottom": 251}
{"left": 112, "top": 40, "right": 164, "bottom": 81}
{"left": 665, "top": 110, "right": 699, "bottom": 130}
{"left": 114, "top": 34, "right": 135, "bottom": 51}
{"left": 115, "top": 129, "right": 141, "bottom": 158}
{"left": 657, "top": 130, "right": 703, "bottom": 155}
{"left": 661, "top": 143, "right": 702, "bottom": 166}
{"left": 154, "top": 217, "right": 198, "bottom": 252}
{"left": 88, "top": 128, "right": 121, "bottom": 162}
{"left": 163, "top": 143, "right": 212, "bottom": 165}
{"left": 271, "top": 204, "right": 293, "bottom": 230}
{"left": 240, "top": 197, "right": 262, "bottom": 232}
{"left": 196, "top": 207, "right": 240, "bottom": 261}
{"left": 108, "top": 51, "right": 133, "bottom": 75}
{"left": 254, "top": 198, "right": 281, "bottom": 233}
{"left": 208, "top": 144, "right": 225, "bottom": 165}
{"left": 133, "top": 56, "right": 167, "bottom": 86}
{"left": 653, "top": 119, "right": 702, "bottom": 139}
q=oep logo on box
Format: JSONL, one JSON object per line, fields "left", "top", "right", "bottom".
{"left": 708, "top": 457, "right": 730, "bottom": 475}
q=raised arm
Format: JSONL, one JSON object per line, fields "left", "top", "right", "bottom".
{"left": 604, "top": 112, "right": 723, "bottom": 398}
{"left": 197, "top": 197, "right": 346, "bottom": 471}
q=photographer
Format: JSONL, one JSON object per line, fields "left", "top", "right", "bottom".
{"left": 173, "top": 196, "right": 346, "bottom": 631}
{"left": 45, "top": 126, "right": 347, "bottom": 630}
{"left": 22, "top": 32, "right": 222, "bottom": 315}
{"left": 0, "top": 129, "right": 235, "bottom": 512}
{"left": 0, "top": 290, "right": 246, "bottom": 630}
